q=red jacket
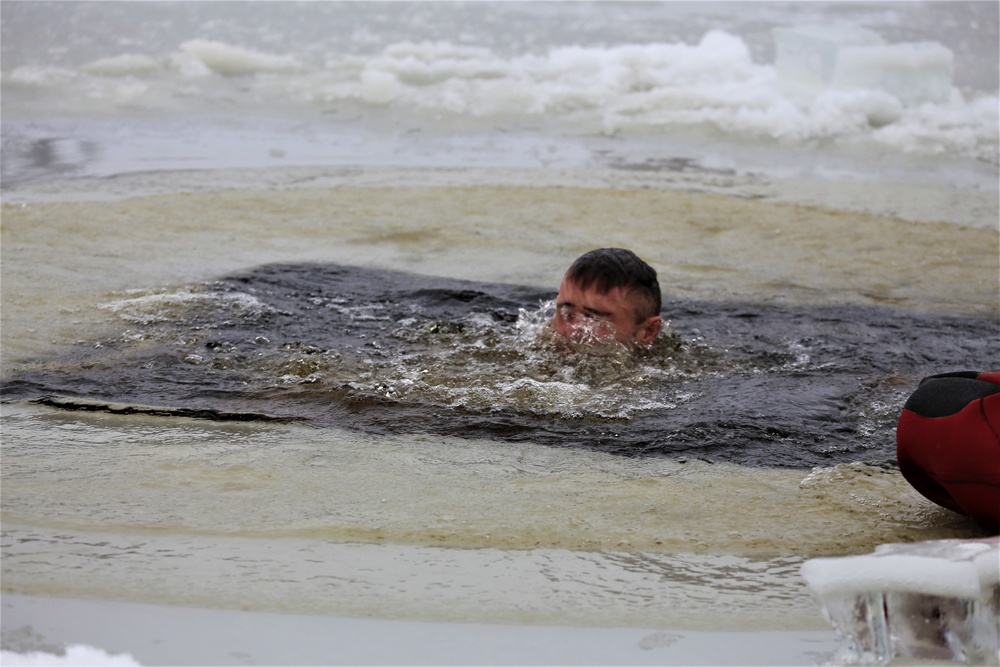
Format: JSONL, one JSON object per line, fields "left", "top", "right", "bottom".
{"left": 896, "top": 371, "right": 1000, "bottom": 533}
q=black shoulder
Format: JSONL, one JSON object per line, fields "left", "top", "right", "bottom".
{"left": 904, "top": 374, "right": 1000, "bottom": 418}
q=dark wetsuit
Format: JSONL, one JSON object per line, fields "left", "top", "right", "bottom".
{"left": 896, "top": 371, "right": 1000, "bottom": 533}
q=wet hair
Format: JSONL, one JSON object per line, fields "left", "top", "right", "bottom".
{"left": 565, "top": 248, "right": 661, "bottom": 320}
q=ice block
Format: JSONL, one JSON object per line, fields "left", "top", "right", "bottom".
{"left": 801, "top": 537, "right": 999, "bottom": 664}
{"left": 773, "top": 25, "right": 885, "bottom": 90}
{"left": 773, "top": 25, "right": 955, "bottom": 107}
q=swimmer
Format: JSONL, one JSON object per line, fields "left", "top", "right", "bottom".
{"left": 552, "top": 248, "right": 663, "bottom": 347}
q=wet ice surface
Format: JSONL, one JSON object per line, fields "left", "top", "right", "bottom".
{"left": 3, "top": 262, "right": 995, "bottom": 468}
{"left": 801, "top": 537, "right": 1000, "bottom": 665}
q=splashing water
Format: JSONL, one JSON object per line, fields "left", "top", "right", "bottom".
{"left": 4, "top": 262, "right": 995, "bottom": 468}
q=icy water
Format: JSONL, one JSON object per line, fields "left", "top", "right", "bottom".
{"left": 4, "top": 258, "right": 998, "bottom": 468}
{"left": 2, "top": 0, "right": 998, "bottom": 645}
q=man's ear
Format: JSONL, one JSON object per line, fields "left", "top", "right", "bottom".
{"left": 635, "top": 316, "right": 662, "bottom": 346}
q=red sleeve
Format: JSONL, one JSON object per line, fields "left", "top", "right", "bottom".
{"left": 977, "top": 372, "right": 1000, "bottom": 386}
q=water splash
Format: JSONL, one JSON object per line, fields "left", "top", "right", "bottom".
{"left": 4, "top": 262, "right": 996, "bottom": 467}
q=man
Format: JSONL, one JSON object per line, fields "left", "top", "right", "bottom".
{"left": 896, "top": 370, "right": 1000, "bottom": 533}
{"left": 551, "top": 248, "right": 663, "bottom": 348}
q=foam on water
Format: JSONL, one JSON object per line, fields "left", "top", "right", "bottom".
{"left": 101, "top": 288, "right": 276, "bottom": 326}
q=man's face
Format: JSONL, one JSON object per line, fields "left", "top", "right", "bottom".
{"left": 552, "top": 277, "right": 662, "bottom": 347}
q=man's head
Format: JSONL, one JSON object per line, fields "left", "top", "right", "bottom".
{"left": 552, "top": 248, "right": 663, "bottom": 347}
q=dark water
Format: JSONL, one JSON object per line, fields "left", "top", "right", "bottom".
{"left": 2, "top": 263, "right": 995, "bottom": 468}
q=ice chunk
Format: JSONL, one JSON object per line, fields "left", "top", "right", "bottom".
{"left": 773, "top": 25, "right": 885, "bottom": 90}
{"left": 1, "top": 644, "right": 141, "bottom": 666}
{"left": 801, "top": 537, "right": 999, "bottom": 665}
{"left": 82, "top": 54, "right": 162, "bottom": 78}
{"left": 833, "top": 42, "right": 954, "bottom": 107}
{"left": 773, "top": 25, "right": 954, "bottom": 107}
{"left": 171, "top": 40, "right": 302, "bottom": 76}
